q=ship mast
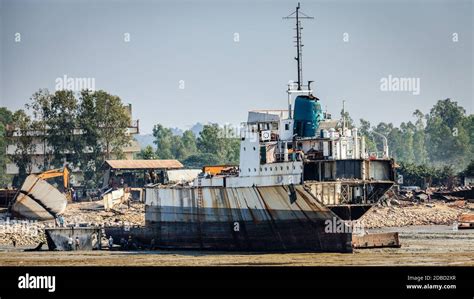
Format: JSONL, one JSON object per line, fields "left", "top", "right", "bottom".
{"left": 284, "top": 3, "right": 314, "bottom": 90}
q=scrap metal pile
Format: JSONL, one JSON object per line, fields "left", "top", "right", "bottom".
{"left": 360, "top": 186, "right": 474, "bottom": 228}
{"left": 0, "top": 201, "right": 145, "bottom": 247}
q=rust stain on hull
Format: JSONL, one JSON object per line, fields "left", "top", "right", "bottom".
{"left": 144, "top": 185, "right": 353, "bottom": 252}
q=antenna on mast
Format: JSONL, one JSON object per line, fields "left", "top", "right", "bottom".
{"left": 342, "top": 100, "right": 346, "bottom": 134}
{"left": 283, "top": 2, "right": 314, "bottom": 91}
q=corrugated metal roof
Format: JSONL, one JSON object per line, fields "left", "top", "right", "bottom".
{"left": 104, "top": 159, "right": 183, "bottom": 170}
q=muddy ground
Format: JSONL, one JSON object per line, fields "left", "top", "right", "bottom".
{"left": 0, "top": 225, "right": 472, "bottom": 266}
{"left": 1, "top": 199, "right": 473, "bottom": 266}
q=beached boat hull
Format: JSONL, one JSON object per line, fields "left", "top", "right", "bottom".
{"left": 11, "top": 175, "right": 67, "bottom": 220}
{"left": 143, "top": 185, "right": 353, "bottom": 252}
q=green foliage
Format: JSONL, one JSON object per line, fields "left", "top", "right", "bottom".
{"left": 359, "top": 98, "right": 471, "bottom": 174}
{"left": 182, "top": 153, "right": 221, "bottom": 169}
{"left": 6, "top": 89, "right": 132, "bottom": 188}
{"left": 81, "top": 90, "right": 132, "bottom": 160}
{"left": 0, "top": 107, "right": 13, "bottom": 124}
{"left": 398, "top": 162, "right": 455, "bottom": 187}
{"left": 29, "top": 89, "right": 81, "bottom": 168}
{"left": 461, "top": 160, "right": 474, "bottom": 177}
{"left": 181, "top": 130, "right": 198, "bottom": 157}
{"left": 358, "top": 118, "right": 377, "bottom": 153}
{"left": 412, "top": 110, "right": 428, "bottom": 164}
{"left": 339, "top": 108, "right": 354, "bottom": 129}
{"left": 197, "top": 124, "right": 221, "bottom": 155}
{"left": 425, "top": 99, "right": 469, "bottom": 167}
{"left": 0, "top": 107, "right": 13, "bottom": 186}
{"left": 152, "top": 123, "right": 240, "bottom": 168}
{"left": 76, "top": 90, "right": 132, "bottom": 187}
{"left": 9, "top": 110, "right": 36, "bottom": 186}
{"left": 138, "top": 145, "right": 157, "bottom": 160}
{"left": 152, "top": 124, "right": 174, "bottom": 159}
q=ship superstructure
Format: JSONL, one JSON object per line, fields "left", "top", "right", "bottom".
{"left": 193, "top": 2, "right": 395, "bottom": 220}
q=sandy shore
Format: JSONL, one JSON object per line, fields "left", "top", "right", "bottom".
{"left": 0, "top": 225, "right": 472, "bottom": 266}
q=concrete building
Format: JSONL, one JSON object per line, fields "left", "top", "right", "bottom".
{"left": 5, "top": 104, "right": 140, "bottom": 186}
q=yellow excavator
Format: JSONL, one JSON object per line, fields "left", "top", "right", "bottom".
{"left": 10, "top": 166, "right": 72, "bottom": 220}
{"left": 36, "top": 167, "right": 72, "bottom": 201}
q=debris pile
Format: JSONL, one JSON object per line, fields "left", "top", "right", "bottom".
{"left": 60, "top": 201, "right": 145, "bottom": 227}
{"left": 432, "top": 186, "right": 474, "bottom": 202}
{"left": 362, "top": 186, "right": 474, "bottom": 228}
{"left": 0, "top": 200, "right": 145, "bottom": 247}
{"left": 360, "top": 202, "right": 468, "bottom": 228}
{"left": 0, "top": 216, "right": 47, "bottom": 247}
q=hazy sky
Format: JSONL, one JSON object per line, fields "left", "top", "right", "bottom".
{"left": 1, "top": 0, "right": 472, "bottom": 134}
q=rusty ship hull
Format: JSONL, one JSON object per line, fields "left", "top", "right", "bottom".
{"left": 140, "top": 185, "right": 353, "bottom": 252}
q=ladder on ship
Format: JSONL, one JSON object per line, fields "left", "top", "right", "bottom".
{"left": 197, "top": 177, "right": 203, "bottom": 208}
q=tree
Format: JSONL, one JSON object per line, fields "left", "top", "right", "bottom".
{"left": 412, "top": 110, "right": 428, "bottom": 164}
{"left": 425, "top": 99, "right": 469, "bottom": 169}
{"left": 138, "top": 145, "right": 157, "bottom": 160}
{"left": 26, "top": 89, "right": 51, "bottom": 170}
{"left": 29, "top": 90, "right": 81, "bottom": 169}
{"left": 197, "top": 124, "right": 222, "bottom": 156}
{"left": 0, "top": 107, "right": 13, "bottom": 125}
{"left": 9, "top": 110, "right": 36, "bottom": 187}
{"left": 399, "top": 122, "right": 415, "bottom": 163}
{"left": 460, "top": 160, "right": 474, "bottom": 177}
{"left": 181, "top": 130, "right": 198, "bottom": 158}
{"left": 77, "top": 90, "right": 132, "bottom": 187}
{"left": 464, "top": 114, "right": 474, "bottom": 162}
{"left": 150, "top": 122, "right": 239, "bottom": 167}
{"left": 339, "top": 108, "right": 354, "bottom": 129}
{"left": 153, "top": 124, "right": 174, "bottom": 159}
{"left": 358, "top": 118, "right": 377, "bottom": 153}
{"left": 0, "top": 107, "right": 13, "bottom": 186}
{"left": 95, "top": 91, "right": 131, "bottom": 159}
{"left": 371, "top": 122, "right": 395, "bottom": 157}
{"left": 398, "top": 162, "right": 455, "bottom": 188}
{"left": 197, "top": 124, "right": 240, "bottom": 164}
{"left": 182, "top": 153, "right": 221, "bottom": 168}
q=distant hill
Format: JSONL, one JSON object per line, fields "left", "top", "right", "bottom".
{"left": 134, "top": 134, "right": 156, "bottom": 149}
{"left": 170, "top": 127, "right": 183, "bottom": 136}
{"left": 134, "top": 122, "right": 206, "bottom": 149}
{"left": 189, "top": 122, "right": 204, "bottom": 136}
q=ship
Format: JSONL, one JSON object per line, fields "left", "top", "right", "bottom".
{"left": 130, "top": 3, "right": 396, "bottom": 253}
